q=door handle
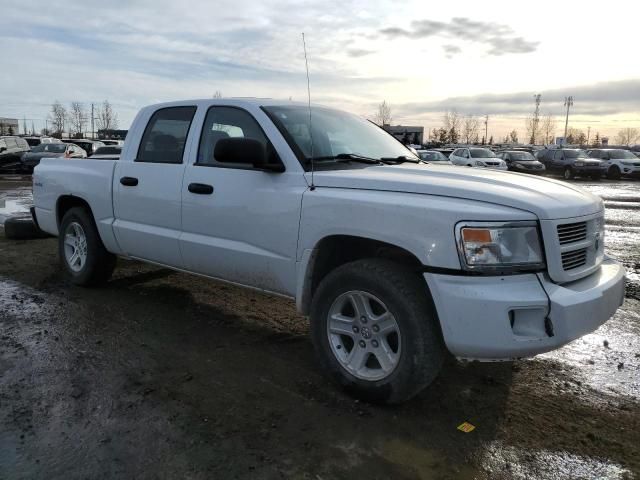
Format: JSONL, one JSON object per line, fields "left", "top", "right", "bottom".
{"left": 120, "top": 176, "right": 139, "bottom": 186}
{"left": 188, "top": 183, "right": 214, "bottom": 195}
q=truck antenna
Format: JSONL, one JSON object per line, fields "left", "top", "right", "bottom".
{"left": 302, "top": 32, "right": 315, "bottom": 190}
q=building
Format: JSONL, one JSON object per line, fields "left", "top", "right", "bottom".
{"left": 0, "top": 117, "right": 19, "bottom": 136}
{"left": 383, "top": 124, "right": 424, "bottom": 145}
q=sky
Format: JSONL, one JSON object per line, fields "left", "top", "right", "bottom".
{"left": 1, "top": 0, "right": 639, "bottom": 141}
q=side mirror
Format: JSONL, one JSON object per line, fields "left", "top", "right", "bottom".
{"left": 214, "top": 137, "right": 284, "bottom": 172}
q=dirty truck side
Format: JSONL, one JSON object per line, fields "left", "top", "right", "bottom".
{"left": 31, "top": 99, "right": 626, "bottom": 404}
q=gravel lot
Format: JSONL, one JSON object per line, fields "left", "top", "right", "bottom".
{"left": 1, "top": 175, "right": 638, "bottom": 479}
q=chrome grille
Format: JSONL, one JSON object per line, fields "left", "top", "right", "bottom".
{"left": 562, "top": 248, "right": 588, "bottom": 270}
{"left": 557, "top": 222, "right": 587, "bottom": 245}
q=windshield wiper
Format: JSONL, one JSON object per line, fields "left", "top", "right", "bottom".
{"left": 309, "top": 153, "right": 383, "bottom": 165}
{"left": 379, "top": 155, "right": 420, "bottom": 164}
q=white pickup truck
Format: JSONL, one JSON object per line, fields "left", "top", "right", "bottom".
{"left": 32, "top": 99, "right": 625, "bottom": 404}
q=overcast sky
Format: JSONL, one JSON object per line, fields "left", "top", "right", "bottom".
{"left": 1, "top": 0, "right": 639, "bottom": 139}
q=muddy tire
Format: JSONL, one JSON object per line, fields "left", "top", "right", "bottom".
{"left": 310, "top": 258, "right": 445, "bottom": 404}
{"left": 607, "top": 166, "right": 621, "bottom": 180}
{"left": 3, "top": 215, "right": 49, "bottom": 240}
{"left": 58, "top": 207, "right": 116, "bottom": 286}
{"left": 563, "top": 167, "right": 574, "bottom": 180}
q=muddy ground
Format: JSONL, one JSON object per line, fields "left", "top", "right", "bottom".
{"left": 0, "top": 175, "right": 639, "bottom": 479}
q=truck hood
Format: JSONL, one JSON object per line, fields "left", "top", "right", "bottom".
{"left": 308, "top": 164, "right": 603, "bottom": 220}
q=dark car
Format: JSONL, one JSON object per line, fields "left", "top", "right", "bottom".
{"left": 497, "top": 150, "right": 545, "bottom": 174}
{"left": 91, "top": 146, "right": 121, "bottom": 159}
{"left": 587, "top": 149, "right": 640, "bottom": 179}
{"left": 536, "top": 148, "right": 604, "bottom": 180}
{"left": 0, "top": 136, "right": 30, "bottom": 169}
{"left": 61, "top": 139, "right": 105, "bottom": 156}
{"left": 20, "top": 143, "right": 86, "bottom": 173}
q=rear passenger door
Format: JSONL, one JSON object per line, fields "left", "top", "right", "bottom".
{"left": 113, "top": 106, "right": 197, "bottom": 267}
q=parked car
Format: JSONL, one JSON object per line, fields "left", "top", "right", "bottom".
{"left": 22, "top": 136, "right": 61, "bottom": 147}
{"left": 449, "top": 147, "right": 508, "bottom": 170}
{"left": 21, "top": 143, "right": 86, "bottom": 172}
{"left": 536, "top": 148, "right": 604, "bottom": 180}
{"left": 497, "top": 150, "right": 545, "bottom": 174}
{"left": 61, "top": 139, "right": 105, "bottom": 156}
{"left": 0, "top": 136, "right": 31, "bottom": 168}
{"left": 587, "top": 149, "right": 640, "bottom": 179}
{"left": 101, "top": 139, "right": 124, "bottom": 147}
{"left": 91, "top": 146, "right": 122, "bottom": 159}
{"left": 32, "top": 99, "right": 624, "bottom": 404}
{"left": 415, "top": 149, "right": 452, "bottom": 164}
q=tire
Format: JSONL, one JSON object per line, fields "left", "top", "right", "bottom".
{"left": 607, "top": 166, "right": 621, "bottom": 180}
{"left": 310, "top": 258, "right": 445, "bottom": 404}
{"left": 3, "top": 215, "right": 49, "bottom": 240}
{"left": 563, "top": 167, "right": 574, "bottom": 180}
{"left": 58, "top": 207, "right": 116, "bottom": 286}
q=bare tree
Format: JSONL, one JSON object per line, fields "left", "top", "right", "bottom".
{"left": 462, "top": 115, "right": 479, "bottom": 144}
{"left": 509, "top": 130, "right": 519, "bottom": 144}
{"left": 540, "top": 113, "right": 556, "bottom": 144}
{"left": 95, "top": 100, "right": 119, "bottom": 134}
{"left": 49, "top": 101, "right": 67, "bottom": 137}
{"left": 591, "top": 132, "right": 601, "bottom": 147}
{"left": 616, "top": 127, "right": 640, "bottom": 146}
{"left": 68, "top": 102, "right": 88, "bottom": 138}
{"left": 566, "top": 127, "right": 585, "bottom": 145}
{"left": 212, "top": 90, "right": 222, "bottom": 99}
{"left": 443, "top": 110, "right": 461, "bottom": 143}
{"left": 374, "top": 100, "right": 392, "bottom": 126}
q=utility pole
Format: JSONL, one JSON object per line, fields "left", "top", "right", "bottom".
{"left": 563, "top": 96, "right": 573, "bottom": 143}
{"left": 532, "top": 94, "right": 541, "bottom": 144}
{"left": 587, "top": 126, "right": 591, "bottom": 146}
{"left": 91, "top": 103, "right": 95, "bottom": 140}
{"left": 484, "top": 115, "right": 489, "bottom": 144}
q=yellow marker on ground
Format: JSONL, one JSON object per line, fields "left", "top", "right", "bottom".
{"left": 457, "top": 422, "right": 475, "bottom": 433}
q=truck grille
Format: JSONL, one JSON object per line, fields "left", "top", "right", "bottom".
{"left": 557, "top": 222, "right": 587, "bottom": 245}
{"left": 562, "top": 248, "right": 588, "bottom": 270}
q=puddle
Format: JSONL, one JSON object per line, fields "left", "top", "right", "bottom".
{"left": 0, "top": 187, "right": 32, "bottom": 224}
{"left": 481, "top": 441, "right": 633, "bottom": 479}
{"left": 538, "top": 300, "right": 640, "bottom": 400}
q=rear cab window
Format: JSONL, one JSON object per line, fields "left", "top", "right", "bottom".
{"left": 137, "top": 106, "right": 197, "bottom": 164}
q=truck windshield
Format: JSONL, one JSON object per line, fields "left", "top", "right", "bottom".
{"left": 263, "top": 105, "right": 419, "bottom": 166}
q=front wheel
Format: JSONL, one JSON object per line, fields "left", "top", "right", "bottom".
{"left": 563, "top": 167, "right": 574, "bottom": 180}
{"left": 59, "top": 207, "right": 116, "bottom": 286}
{"left": 310, "top": 259, "right": 445, "bottom": 404}
{"left": 607, "top": 166, "right": 621, "bottom": 180}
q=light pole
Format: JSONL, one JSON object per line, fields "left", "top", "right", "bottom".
{"left": 563, "top": 96, "right": 573, "bottom": 144}
{"left": 484, "top": 115, "right": 489, "bottom": 144}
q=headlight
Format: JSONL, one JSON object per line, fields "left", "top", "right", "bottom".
{"left": 455, "top": 222, "right": 545, "bottom": 272}
{"left": 475, "top": 161, "right": 485, "bottom": 167}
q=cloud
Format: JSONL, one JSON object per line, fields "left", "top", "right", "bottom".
{"left": 380, "top": 17, "right": 539, "bottom": 56}
{"left": 346, "top": 48, "right": 376, "bottom": 58}
{"left": 393, "top": 79, "right": 640, "bottom": 118}
{"left": 442, "top": 44, "right": 462, "bottom": 59}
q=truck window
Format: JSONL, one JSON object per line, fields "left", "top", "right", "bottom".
{"left": 197, "top": 107, "right": 268, "bottom": 166}
{"left": 137, "top": 106, "right": 196, "bottom": 164}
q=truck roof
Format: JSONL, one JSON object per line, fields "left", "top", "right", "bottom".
{"left": 142, "top": 98, "right": 320, "bottom": 111}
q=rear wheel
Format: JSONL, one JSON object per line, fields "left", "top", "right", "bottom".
{"left": 310, "top": 259, "right": 445, "bottom": 404}
{"left": 607, "top": 165, "right": 621, "bottom": 180}
{"left": 563, "top": 167, "right": 574, "bottom": 180}
{"left": 58, "top": 207, "right": 116, "bottom": 286}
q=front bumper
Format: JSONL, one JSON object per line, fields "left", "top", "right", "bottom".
{"left": 424, "top": 257, "right": 625, "bottom": 360}
{"left": 573, "top": 165, "right": 605, "bottom": 175}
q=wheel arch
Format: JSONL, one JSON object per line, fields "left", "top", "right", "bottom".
{"left": 297, "top": 234, "right": 428, "bottom": 316}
